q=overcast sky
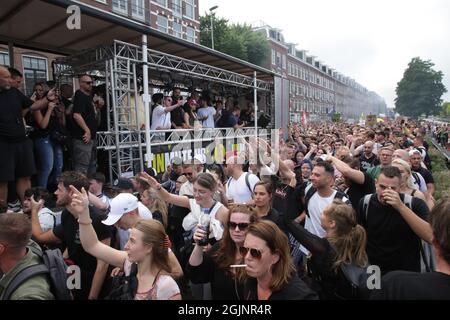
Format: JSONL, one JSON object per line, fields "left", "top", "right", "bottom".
{"left": 200, "top": 0, "right": 450, "bottom": 109}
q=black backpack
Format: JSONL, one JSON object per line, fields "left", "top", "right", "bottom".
{"left": 105, "top": 263, "right": 138, "bottom": 300}
{"left": 2, "top": 245, "right": 72, "bottom": 300}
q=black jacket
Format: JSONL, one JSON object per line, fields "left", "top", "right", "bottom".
{"left": 243, "top": 274, "right": 318, "bottom": 300}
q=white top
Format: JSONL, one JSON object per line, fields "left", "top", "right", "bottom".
{"left": 182, "top": 199, "right": 224, "bottom": 240}
{"left": 197, "top": 106, "right": 216, "bottom": 128}
{"left": 305, "top": 190, "right": 338, "bottom": 239}
{"left": 123, "top": 259, "right": 180, "bottom": 300}
{"left": 38, "top": 207, "right": 56, "bottom": 232}
{"left": 119, "top": 202, "right": 153, "bottom": 250}
{"left": 179, "top": 181, "right": 193, "bottom": 197}
{"left": 226, "top": 172, "right": 260, "bottom": 204}
{"left": 151, "top": 105, "right": 171, "bottom": 130}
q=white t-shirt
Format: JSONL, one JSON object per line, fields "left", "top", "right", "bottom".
{"left": 226, "top": 172, "right": 260, "bottom": 204}
{"left": 179, "top": 181, "right": 193, "bottom": 197}
{"left": 151, "top": 105, "right": 171, "bottom": 130}
{"left": 38, "top": 207, "right": 56, "bottom": 232}
{"left": 119, "top": 202, "right": 153, "bottom": 250}
{"left": 304, "top": 190, "right": 338, "bottom": 239}
{"left": 197, "top": 106, "right": 216, "bottom": 128}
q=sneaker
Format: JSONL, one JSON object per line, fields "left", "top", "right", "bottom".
{"left": 7, "top": 199, "right": 22, "bottom": 213}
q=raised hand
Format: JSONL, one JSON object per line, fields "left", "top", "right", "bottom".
{"left": 139, "top": 171, "right": 160, "bottom": 189}
{"left": 69, "top": 186, "right": 90, "bottom": 218}
{"left": 30, "top": 195, "right": 44, "bottom": 213}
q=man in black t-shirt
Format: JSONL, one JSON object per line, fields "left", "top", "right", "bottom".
{"left": 357, "top": 166, "right": 432, "bottom": 275}
{"left": 370, "top": 198, "right": 450, "bottom": 300}
{"left": 29, "top": 171, "right": 112, "bottom": 300}
{"left": 170, "top": 87, "right": 185, "bottom": 129}
{"left": 410, "top": 149, "right": 435, "bottom": 196}
{"left": 71, "top": 75, "right": 101, "bottom": 175}
{"left": 359, "top": 141, "right": 379, "bottom": 172}
{"left": 0, "top": 66, "right": 56, "bottom": 208}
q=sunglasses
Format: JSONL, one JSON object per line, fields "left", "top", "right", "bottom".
{"left": 239, "top": 246, "right": 262, "bottom": 260}
{"left": 185, "top": 172, "right": 193, "bottom": 176}
{"left": 83, "top": 81, "right": 93, "bottom": 85}
{"left": 228, "top": 222, "right": 249, "bottom": 231}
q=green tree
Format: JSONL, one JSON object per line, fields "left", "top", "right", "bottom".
{"left": 200, "top": 14, "right": 229, "bottom": 51}
{"left": 442, "top": 102, "right": 450, "bottom": 117}
{"left": 395, "top": 57, "right": 447, "bottom": 117}
{"left": 200, "top": 14, "right": 269, "bottom": 67}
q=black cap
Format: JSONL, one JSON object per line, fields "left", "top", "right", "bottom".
{"left": 113, "top": 178, "right": 134, "bottom": 190}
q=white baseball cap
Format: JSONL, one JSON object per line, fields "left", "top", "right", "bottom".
{"left": 193, "top": 154, "right": 206, "bottom": 165}
{"left": 102, "top": 193, "right": 139, "bottom": 226}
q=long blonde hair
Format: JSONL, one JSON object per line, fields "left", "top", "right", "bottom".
{"left": 392, "top": 158, "right": 417, "bottom": 190}
{"left": 326, "top": 200, "right": 368, "bottom": 270}
{"left": 144, "top": 188, "right": 168, "bottom": 229}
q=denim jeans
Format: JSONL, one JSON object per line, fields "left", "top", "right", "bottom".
{"left": 34, "top": 136, "right": 63, "bottom": 188}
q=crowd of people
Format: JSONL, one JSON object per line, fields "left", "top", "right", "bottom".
{"left": 1, "top": 64, "right": 450, "bottom": 300}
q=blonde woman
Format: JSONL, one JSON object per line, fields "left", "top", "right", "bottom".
{"left": 141, "top": 188, "right": 168, "bottom": 230}
{"left": 391, "top": 159, "right": 433, "bottom": 209}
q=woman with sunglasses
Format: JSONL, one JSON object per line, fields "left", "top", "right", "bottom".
{"left": 186, "top": 204, "right": 258, "bottom": 299}
{"left": 241, "top": 220, "right": 318, "bottom": 300}
{"left": 285, "top": 199, "right": 369, "bottom": 300}
{"left": 140, "top": 171, "right": 229, "bottom": 242}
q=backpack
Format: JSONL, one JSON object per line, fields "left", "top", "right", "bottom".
{"left": 411, "top": 172, "right": 422, "bottom": 189}
{"left": 227, "top": 172, "right": 253, "bottom": 198}
{"left": 303, "top": 185, "right": 350, "bottom": 217}
{"left": 2, "top": 245, "right": 72, "bottom": 300}
{"left": 336, "top": 261, "right": 370, "bottom": 300}
{"left": 105, "top": 263, "right": 138, "bottom": 300}
{"left": 362, "top": 193, "right": 433, "bottom": 273}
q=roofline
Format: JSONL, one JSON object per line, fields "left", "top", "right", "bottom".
{"left": 42, "top": 0, "right": 275, "bottom": 77}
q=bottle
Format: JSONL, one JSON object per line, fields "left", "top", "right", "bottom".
{"left": 197, "top": 209, "right": 211, "bottom": 246}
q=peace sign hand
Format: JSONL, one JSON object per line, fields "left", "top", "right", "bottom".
{"left": 69, "top": 185, "right": 90, "bottom": 218}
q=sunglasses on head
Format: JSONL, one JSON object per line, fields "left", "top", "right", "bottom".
{"left": 239, "top": 246, "right": 262, "bottom": 260}
{"left": 228, "top": 222, "right": 249, "bottom": 230}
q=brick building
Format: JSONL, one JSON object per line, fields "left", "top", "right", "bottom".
{"left": 253, "top": 21, "right": 387, "bottom": 122}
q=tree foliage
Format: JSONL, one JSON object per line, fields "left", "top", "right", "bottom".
{"left": 200, "top": 13, "right": 270, "bottom": 67}
{"left": 395, "top": 57, "right": 447, "bottom": 117}
{"left": 442, "top": 102, "right": 450, "bottom": 117}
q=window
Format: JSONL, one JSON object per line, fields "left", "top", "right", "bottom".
{"left": 271, "top": 49, "right": 276, "bottom": 65}
{"left": 131, "top": 0, "right": 144, "bottom": 19}
{"left": 185, "top": 0, "right": 194, "bottom": 19}
{"left": 282, "top": 55, "right": 286, "bottom": 69}
{"left": 172, "top": 21, "right": 182, "bottom": 38}
{"left": 112, "top": 0, "right": 128, "bottom": 14}
{"left": 186, "top": 26, "right": 195, "bottom": 42}
{"left": 0, "top": 52, "right": 9, "bottom": 66}
{"left": 276, "top": 52, "right": 282, "bottom": 67}
{"left": 155, "top": 0, "right": 167, "bottom": 7}
{"left": 157, "top": 15, "right": 168, "bottom": 33}
{"left": 22, "top": 56, "right": 47, "bottom": 96}
{"left": 173, "top": 0, "right": 182, "bottom": 16}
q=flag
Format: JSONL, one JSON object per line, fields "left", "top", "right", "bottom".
{"left": 301, "top": 111, "right": 307, "bottom": 127}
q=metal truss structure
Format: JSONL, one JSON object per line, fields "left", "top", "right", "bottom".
{"left": 53, "top": 40, "right": 274, "bottom": 180}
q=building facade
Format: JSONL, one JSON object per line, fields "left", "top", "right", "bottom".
{"left": 253, "top": 22, "right": 387, "bottom": 122}
{"left": 0, "top": 0, "right": 200, "bottom": 95}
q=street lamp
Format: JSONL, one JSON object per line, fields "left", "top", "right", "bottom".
{"left": 209, "top": 5, "right": 218, "bottom": 50}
